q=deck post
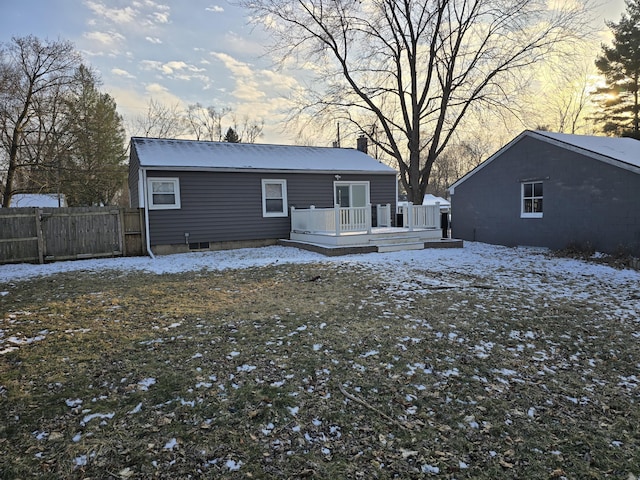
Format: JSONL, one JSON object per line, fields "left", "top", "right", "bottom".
{"left": 335, "top": 203, "right": 341, "bottom": 236}
{"left": 366, "top": 203, "right": 372, "bottom": 234}
{"left": 290, "top": 206, "right": 296, "bottom": 232}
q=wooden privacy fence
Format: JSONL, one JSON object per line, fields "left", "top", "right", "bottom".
{"left": 0, "top": 207, "right": 146, "bottom": 264}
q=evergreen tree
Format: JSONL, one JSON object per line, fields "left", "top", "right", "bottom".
{"left": 594, "top": 0, "right": 640, "bottom": 138}
{"left": 223, "top": 127, "right": 240, "bottom": 143}
{"left": 61, "top": 65, "right": 127, "bottom": 206}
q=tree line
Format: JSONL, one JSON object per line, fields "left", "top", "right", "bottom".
{"left": 0, "top": 36, "right": 127, "bottom": 208}
{"left": 0, "top": 36, "right": 263, "bottom": 208}
{"left": 133, "top": 99, "right": 263, "bottom": 144}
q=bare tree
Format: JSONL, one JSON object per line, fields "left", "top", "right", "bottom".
{"left": 0, "top": 35, "right": 81, "bottom": 207}
{"left": 186, "top": 104, "right": 264, "bottom": 142}
{"left": 232, "top": 114, "right": 265, "bottom": 143}
{"left": 427, "top": 135, "right": 493, "bottom": 198}
{"left": 185, "top": 103, "right": 232, "bottom": 141}
{"left": 131, "top": 98, "right": 187, "bottom": 139}
{"left": 238, "top": 0, "right": 594, "bottom": 203}
{"left": 526, "top": 54, "right": 596, "bottom": 135}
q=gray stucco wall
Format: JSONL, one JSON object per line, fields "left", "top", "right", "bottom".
{"left": 450, "top": 135, "right": 640, "bottom": 256}
{"left": 146, "top": 170, "right": 397, "bottom": 246}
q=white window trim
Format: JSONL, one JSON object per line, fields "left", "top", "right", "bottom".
{"left": 147, "top": 177, "right": 181, "bottom": 210}
{"left": 261, "top": 179, "right": 288, "bottom": 217}
{"left": 521, "top": 181, "right": 543, "bottom": 218}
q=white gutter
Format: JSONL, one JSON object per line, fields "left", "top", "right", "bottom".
{"left": 141, "top": 168, "right": 155, "bottom": 259}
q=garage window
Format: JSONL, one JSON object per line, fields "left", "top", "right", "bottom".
{"left": 521, "top": 181, "right": 543, "bottom": 218}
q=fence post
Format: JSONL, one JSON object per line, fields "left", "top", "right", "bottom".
{"left": 408, "top": 202, "right": 414, "bottom": 232}
{"left": 366, "top": 203, "right": 372, "bottom": 234}
{"left": 35, "top": 208, "right": 44, "bottom": 264}
{"left": 335, "top": 204, "right": 341, "bottom": 236}
{"left": 117, "top": 208, "right": 125, "bottom": 256}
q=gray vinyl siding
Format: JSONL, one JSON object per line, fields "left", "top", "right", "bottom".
{"left": 451, "top": 135, "right": 640, "bottom": 256}
{"left": 147, "top": 170, "right": 396, "bottom": 246}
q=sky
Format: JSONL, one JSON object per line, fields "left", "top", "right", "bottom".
{"left": 0, "top": 0, "right": 629, "bottom": 146}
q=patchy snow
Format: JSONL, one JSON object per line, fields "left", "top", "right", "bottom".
{"left": 1, "top": 242, "right": 638, "bottom": 367}
{"left": 163, "top": 438, "right": 178, "bottom": 450}
{"left": 80, "top": 412, "right": 115, "bottom": 426}
{"left": 225, "top": 459, "right": 242, "bottom": 471}
{"left": 137, "top": 378, "right": 156, "bottom": 391}
{"left": 0, "top": 243, "right": 637, "bottom": 303}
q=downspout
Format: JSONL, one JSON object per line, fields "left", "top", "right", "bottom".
{"left": 141, "top": 168, "right": 155, "bottom": 259}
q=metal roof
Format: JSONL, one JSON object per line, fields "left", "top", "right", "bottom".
{"left": 131, "top": 137, "right": 397, "bottom": 174}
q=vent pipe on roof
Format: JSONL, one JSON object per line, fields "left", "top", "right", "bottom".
{"left": 332, "top": 122, "right": 341, "bottom": 148}
{"left": 357, "top": 135, "right": 368, "bottom": 154}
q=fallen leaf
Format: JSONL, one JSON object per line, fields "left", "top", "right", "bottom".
{"left": 118, "top": 467, "right": 134, "bottom": 478}
{"left": 400, "top": 448, "right": 419, "bottom": 458}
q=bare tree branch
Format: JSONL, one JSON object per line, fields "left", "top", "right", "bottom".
{"left": 237, "top": 0, "right": 595, "bottom": 202}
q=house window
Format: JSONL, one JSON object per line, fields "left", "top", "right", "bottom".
{"left": 521, "top": 181, "right": 543, "bottom": 218}
{"left": 262, "top": 179, "right": 288, "bottom": 217}
{"left": 148, "top": 177, "right": 181, "bottom": 210}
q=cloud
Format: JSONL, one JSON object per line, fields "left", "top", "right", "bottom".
{"left": 141, "top": 60, "right": 205, "bottom": 75}
{"left": 143, "top": 83, "right": 186, "bottom": 106}
{"left": 206, "top": 5, "right": 224, "bottom": 13}
{"left": 146, "top": 83, "right": 169, "bottom": 95}
{"left": 223, "top": 31, "right": 269, "bottom": 57}
{"left": 85, "top": 0, "right": 171, "bottom": 30}
{"left": 84, "top": 1, "right": 136, "bottom": 24}
{"left": 145, "top": 36, "right": 163, "bottom": 44}
{"left": 112, "top": 68, "right": 136, "bottom": 79}
{"left": 211, "top": 52, "right": 300, "bottom": 101}
{"left": 211, "top": 52, "right": 254, "bottom": 78}
{"left": 150, "top": 11, "right": 170, "bottom": 24}
{"left": 84, "top": 30, "right": 125, "bottom": 46}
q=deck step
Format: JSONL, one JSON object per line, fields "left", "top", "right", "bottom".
{"left": 376, "top": 242, "right": 425, "bottom": 253}
{"left": 369, "top": 235, "right": 421, "bottom": 246}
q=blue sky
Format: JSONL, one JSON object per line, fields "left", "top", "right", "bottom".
{"left": 0, "top": 0, "right": 627, "bottom": 145}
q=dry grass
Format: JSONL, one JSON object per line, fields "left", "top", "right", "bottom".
{"left": 1, "top": 260, "right": 639, "bottom": 479}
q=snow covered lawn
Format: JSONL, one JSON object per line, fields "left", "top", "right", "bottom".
{"left": 1, "top": 242, "right": 639, "bottom": 478}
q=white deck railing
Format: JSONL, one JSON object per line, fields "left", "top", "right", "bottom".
{"left": 291, "top": 204, "right": 392, "bottom": 235}
{"left": 401, "top": 202, "right": 440, "bottom": 231}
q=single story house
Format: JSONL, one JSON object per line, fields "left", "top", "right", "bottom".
{"left": 449, "top": 130, "right": 640, "bottom": 256}
{"left": 128, "top": 137, "right": 399, "bottom": 255}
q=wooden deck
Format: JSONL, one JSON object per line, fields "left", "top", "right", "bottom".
{"left": 280, "top": 227, "right": 463, "bottom": 256}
